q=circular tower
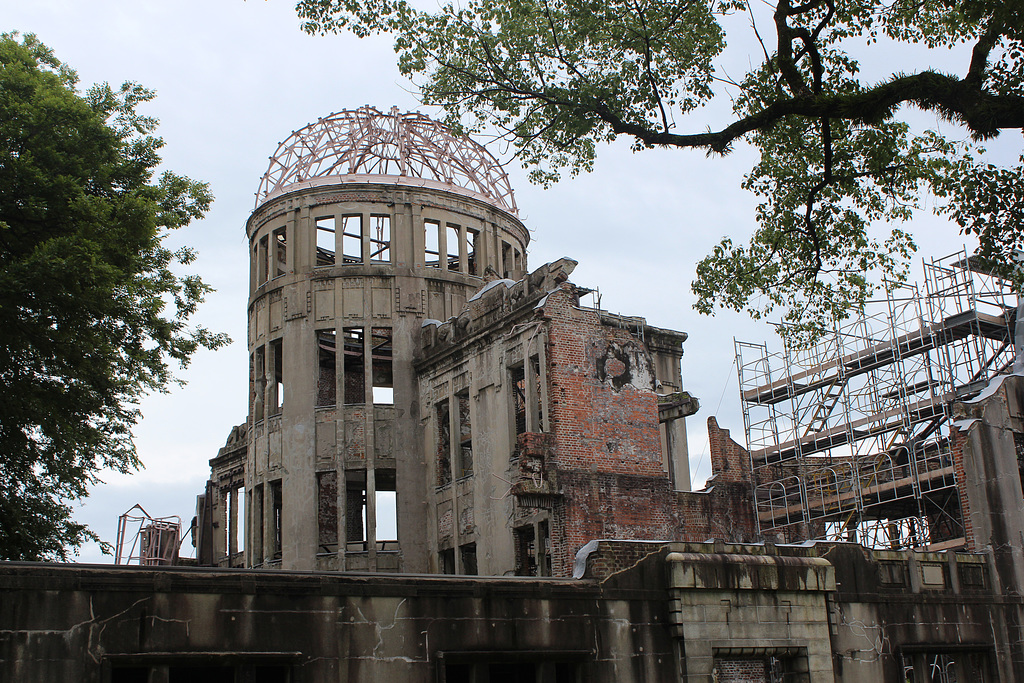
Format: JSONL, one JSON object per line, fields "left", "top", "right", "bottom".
{"left": 245, "top": 107, "right": 528, "bottom": 571}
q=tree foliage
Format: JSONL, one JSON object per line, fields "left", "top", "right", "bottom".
{"left": 297, "top": 0, "right": 1024, "bottom": 335}
{"left": 0, "top": 34, "right": 229, "bottom": 561}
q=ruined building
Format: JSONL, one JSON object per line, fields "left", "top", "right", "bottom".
{"left": 194, "top": 106, "right": 749, "bottom": 577}
{"left": 5, "top": 108, "right": 1024, "bottom": 682}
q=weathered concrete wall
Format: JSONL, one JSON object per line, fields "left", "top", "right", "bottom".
{"left": 821, "top": 542, "right": 1022, "bottom": 683}
{"left": 577, "top": 540, "right": 1022, "bottom": 683}
{"left": 0, "top": 562, "right": 676, "bottom": 683}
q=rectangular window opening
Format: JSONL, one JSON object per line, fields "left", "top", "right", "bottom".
{"left": 375, "top": 469, "right": 398, "bottom": 547}
{"left": 346, "top": 471, "right": 367, "bottom": 550}
{"left": 315, "top": 216, "right": 336, "bottom": 267}
{"left": 226, "top": 486, "right": 244, "bottom": 557}
{"left": 252, "top": 484, "right": 264, "bottom": 563}
{"left": 371, "top": 327, "right": 393, "bottom": 405}
{"left": 252, "top": 346, "right": 266, "bottom": 420}
{"left": 317, "top": 471, "right": 338, "bottom": 553}
{"left": 460, "top": 542, "right": 478, "bottom": 575}
{"left": 501, "top": 241, "right": 512, "bottom": 279}
{"left": 341, "top": 214, "right": 363, "bottom": 264}
{"left": 510, "top": 364, "right": 527, "bottom": 440}
{"left": 270, "top": 480, "right": 282, "bottom": 560}
{"left": 514, "top": 525, "right": 537, "bottom": 576}
{"left": 370, "top": 214, "right": 391, "bottom": 262}
{"left": 539, "top": 519, "right": 551, "bottom": 577}
{"left": 425, "top": 219, "right": 441, "bottom": 268}
{"left": 270, "top": 339, "right": 283, "bottom": 415}
{"left": 343, "top": 327, "right": 365, "bottom": 404}
{"left": 437, "top": 399, "right": 452, "bottom": 486}
{"left": 457, "top": 390, "right": 473, "bottom": 478}
{"left": 467, "top": 228, "right": 479, "bottom": 275}
{"left": 446, "top": 224, "right": 461, "bottom": 271}
{"left": 440, "top": 547, "right": 455, "bottom": 574}
{"left": 530, "top": 355, "right": 543, "bottom": 432}
{"left": 317, "top": 330, "right": 337, "bottom": 407}
{"left": 272, "top": 227, "right": 287, "bottom": 278}
{"left": 257, "top": 235, "right": 269, "bottom": 284}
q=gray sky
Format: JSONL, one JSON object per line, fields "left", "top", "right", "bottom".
{"left": 5, "top": 0, "right": 993, "bottom": 562}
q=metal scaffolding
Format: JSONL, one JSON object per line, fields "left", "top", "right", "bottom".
{"left": 736, "top": 249, "right": 1017, "bottom": 550}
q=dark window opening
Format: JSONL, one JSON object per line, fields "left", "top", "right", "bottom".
{"left": 341, "top": 214, "right": 362, "bottom": 264}
{"left": 346, "top": 471, "right": 367, "bottom": 551}
{"left": 111, "top": 667, "right": 149, "bottom": 683}
{"left": 511, "top": 364, "right": 527, "bottom": 438}
{"left": 272, "top": 227, "right": 287, "bottom": 277}
{"left": 460, "top": 542, "right": 478, "bottom": 575}
{"left": 270, "top": 339, "right": 283, "bottom": 415}
{"left": 168, "top": 665, "right": 234, "bottom": 683}
{"left": 457, "top": 390, "right": 473, "bottom": 477}
{"left": 467, "top": 228, "right": 479, "bottom": 275}
{"left": 370, "top": 214, "right": 391, "bottom": 262}
{"left": 318, "top": 471, "right": 338, "bottom": 553}
{"left": 317, "top": 330, "right": 337, "bottom": 407}
{"left": 252, "top": 346, "right": 266, "bottom": 420}
{"left": 252, "top": 484, "right": 264, "bottom": 562}
{"left": 425, "top": 219, "right": 441, "bottom": 268}
{"left": 270, "top": 479, "right": 282, "bottom": 560}
{"left": 514, "top": 525, "right": 537, "bottom": 576}
{"left": 256, "top": 235, "right": 269, "bottom": 285}
{"left": 371, "top": 327, "right": 393, "bottom": 405}
{"left": 343, "top": 327, "right": 365, "bottom": 404}
{"left": 446, "top": 224, "right": 461, "bottom": 271}
{"left": 501, "top": 241, "right": 512, "bottom": 279}
{"left": 315, "top": 216, "right": 335, "bottom": 267}
{"left": 440, "top": 547, "right": 455, "bottom": 574}
{"left": 538, "top": 520, "right": 551, "bottom": 577}
{"left": 115, "top": 664, "right": 290, "bottom": 683}
{"left": 437, "top": 399, "right": 451, "bottom": 486}
{"left": 442, "top": 659, "right": 577, "bottom": 683}
{"left": 530, "top": 355, "right": 543, "bottom": 431}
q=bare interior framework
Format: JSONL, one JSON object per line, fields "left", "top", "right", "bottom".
{"left": 255, "top": 106, "right": 518, "bottom": 213}
{"left": 736, "top": 249, "right": 1017, "bottom": 549}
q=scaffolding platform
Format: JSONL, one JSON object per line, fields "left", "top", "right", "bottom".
{"left": 736, "top": 249, "right": 1017, "bottom": 550}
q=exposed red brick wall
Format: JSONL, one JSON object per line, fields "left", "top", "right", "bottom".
{"left": 531, "top": 289, "right": 761, "bottom": 575}
{"left": 536, "top": 286, "right": 682, "bottom": 575}
{"left": 714, "top": 658, "right": 768, "bottom": 682}
{"left": 706, "top": 416, "right": 752, "bottom": 483}
{"left": 542, "top": 286, "right": 664, "bottom": 478}
{"left": 950, "top": 423, "right": 975, "bottom": 550}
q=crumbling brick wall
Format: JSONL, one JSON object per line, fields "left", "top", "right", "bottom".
{"left": 674, "top": 417, "right": 759, "bottom": 544}
{"left": 539, "top": 285, "right": 683, "bottom": 575}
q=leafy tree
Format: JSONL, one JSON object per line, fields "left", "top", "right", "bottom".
{"left": 297, "top": 0, "right": 1024, "bottom": 335}
{"left": 0, "top": 34, "right": 228, "bottom": 561}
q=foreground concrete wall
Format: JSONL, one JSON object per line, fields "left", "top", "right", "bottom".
{"left": 0, "top": 562, "right": 676, "bottom": 683}
{"left": 580, "top": 540, "right": 1023, "bottom": 683}
{"left": 5, "top": 539, "right": 1024, "bottom": 682}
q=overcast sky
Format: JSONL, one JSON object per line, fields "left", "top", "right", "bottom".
{"left": 5, "top": 0, "right": 999, "bottom": 562}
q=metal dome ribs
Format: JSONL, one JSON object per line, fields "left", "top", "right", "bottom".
{"left": 256, "top": 106, "right": 517, "bottom": 213}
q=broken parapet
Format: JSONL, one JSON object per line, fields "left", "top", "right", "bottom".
{"left": 419, "top": 257, "right": 578, "bottom": 354}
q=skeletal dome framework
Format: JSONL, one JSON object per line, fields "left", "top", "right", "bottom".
{"left": 255, "top": 106, "right": 518, "bottom": 213}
